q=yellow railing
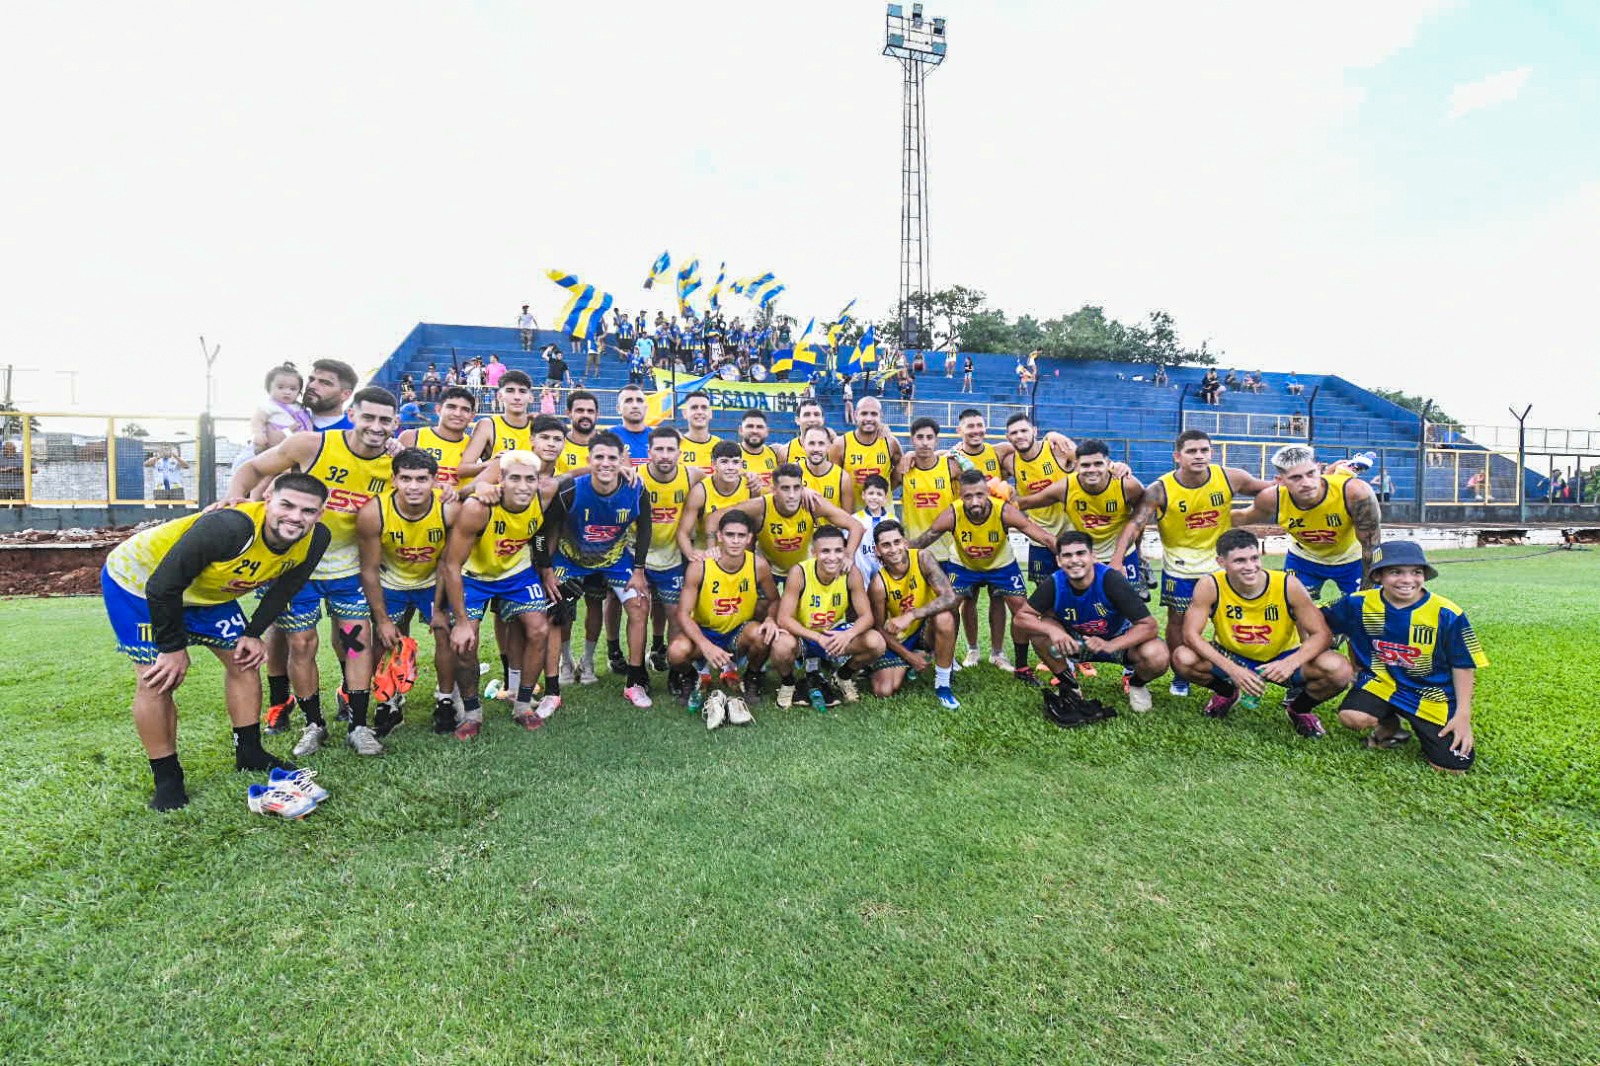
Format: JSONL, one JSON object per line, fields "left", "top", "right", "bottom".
{"left": 1, "top": 411, "right": 211, "bottom": 508}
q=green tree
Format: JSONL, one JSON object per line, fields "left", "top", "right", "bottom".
{"left": 0, "top": 401, "right": 42, "bottom": 438}
{"left": 1372, "top": 387, "right": 1457, "bottom": 426}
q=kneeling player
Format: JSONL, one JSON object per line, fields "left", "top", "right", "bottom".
{"left": 440, "top": 451, "right": 558, "bottom": 737}
{"left": 101, "top": 473, "right": 330, "bottom": 810}
{"left": 1323, "top": 541, "right": 1487, "bottom": 772}
{"left": 775, "top": 525, "right": 885, "bottom": 710}
{"left": 670, "top": 508, "right": 786, "bottom": 729}
{"left": 867, "top": 520, "right": 961, "bottom": 708}
{"left": 1172, "top": 529, "right": 1353, "bottom": 739}
{"left": 1012, "top": 531, "right": 1170, "bottom": 713}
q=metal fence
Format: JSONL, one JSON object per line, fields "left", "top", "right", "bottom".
{"left": 3, "top": 406, "right": 1597, "bottom": 511}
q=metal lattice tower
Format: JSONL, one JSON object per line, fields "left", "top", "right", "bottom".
{"left": 883, "top": 4, "right": 946, "bottom": 349}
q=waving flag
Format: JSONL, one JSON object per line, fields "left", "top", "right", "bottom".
{"left": 547, "top": 268, "right": 615, "bottom": 340}
{"left": 792, "top": 318, "right": 818, "bottom": 369}
{"left": 643, "top": 370, "right": 718, "bottom": 427}
{"left": 676, "top": 258, "right": 703, "bottom": 315}
{"left": 842, "top": 325, "right": 877, "bottom": 375}
{"left": 643, "top": 251, "right": 672, "bottom": 290}
{"left": 749, "top": 274, "right": 785, "bottom": 309}
{"left": 708, "top": 262, "right": 726, "bottom": 311}
{"left": 769, "top": 348, "right": 794, "bottom": 375}
{"left": 835, "top": 298, "right": 858, "bottom": 326}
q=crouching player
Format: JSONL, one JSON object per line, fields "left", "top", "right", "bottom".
{"left": 867, "top": 520, "right": 962, "bottom": 709}
{"left": 1324, "top": 541, "right": 1487, "bottom": 771}
{"left": 101, "top": 473, "right": 330, "bottom": 810}
{"left": 1012, "top": 531, "right": 1170, "bottom": 714}
{"left": 1172, "top": 529, "right": 1352, "bottom": 739}
{"left": 775, "top": 525, "right": 885, "bottom": 711}
{"left": 440, "top": 450, "right": 558, "bottom": 737}
{"left": 670, "top": 508, "right": 786, "bottom": 729}
{"left": 356, "top": 447, "right": 461, "bottom": 738}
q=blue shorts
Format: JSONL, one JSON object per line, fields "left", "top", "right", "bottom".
{"left": 1027, "top": 544, "right": 1057, "bottom": 585}
{"left": 102, "top": 566, "right": 247, "bottom": 665}
{"left": 874, "top": 627, "right": 925, "bottom": 671}
{"left": 274, "top": 574, "right": 370, "bottom": 633}
{"left": 1284, "top": 554, "right": 1362, "bottom": 599}
{"left": 699, "top": 622, "right": 747, "bottom": 653}
{"left": 462, "top": 570, "right": 549, "bottom": 621}
{"left": 1209, "top": 644, "right": 1305, "bottom": 688}
{"left": 946, "top": 560, "right": 1028, "bottom": 600}
{"left": 552, "top": 555, "right": 636, "bottom": 596}
{"left": 1118, "top": 547, "right": 1144, "bottom": 586}
{"left": 803, "top": 622, "right": 856, "bottom": 665}
{"left": 1160, "top": 572, "right": 1200, "bottom": 611}
{"left": 646, "top": 563, "right": 685, "bottom": 605}
{"left": 382, "top": 585, "right": 437, "bottom": 624}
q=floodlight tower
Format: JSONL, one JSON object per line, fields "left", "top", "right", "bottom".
{"left": 883, "top": 3, "right": 946, "bottom": 349}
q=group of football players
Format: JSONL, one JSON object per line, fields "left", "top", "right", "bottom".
{"left": 103, "top": 367, "right": 1489, "bottom": 813}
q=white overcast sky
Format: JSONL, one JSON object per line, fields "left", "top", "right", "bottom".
{"left": 3, "top": 0, "right": 1597, "bottom": 430}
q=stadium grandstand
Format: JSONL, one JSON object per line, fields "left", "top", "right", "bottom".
{"left": 371, "top": 321, "right": 1574, "bottom": 520}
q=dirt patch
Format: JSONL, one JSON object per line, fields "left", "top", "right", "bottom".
{"left": 1476, "top": 529, "right": 1527, "bottom": 547}
{"left": 0, "top": 524, "right": 149, "bottom": 597}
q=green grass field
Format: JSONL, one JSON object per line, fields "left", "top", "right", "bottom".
{"left": 3, "top": 548, "right": 1598, "bottom": 1064}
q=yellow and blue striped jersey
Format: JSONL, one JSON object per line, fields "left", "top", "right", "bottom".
{"left": 1324, "top": 589, "right": 1488, "bottom": 725}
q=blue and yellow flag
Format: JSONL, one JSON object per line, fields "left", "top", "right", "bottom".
{"left": 676, "top": 259, "right": 702, "bottom": 315}
{"left": 643, "top": 370, "right": 719, "bottom": 427}
{"left": 547, "top": 268, "right": 615, "bottom": 341}
{"left": 835, "top": 298, "right": 857, "bottom": 326}
{"left": 769, "top": 348, "right": 794, "bottom": 375}
{"left": 643, "top": 251, "right": 671, "bottom": 290}
{"left": 708, "top": 262, "right": 726, "bottom": 312}
{"left": 793, "top": 318, "right": 818, "bottom": 368}
{"left": 842, "top": 325, "right": 877, "bottom": 375}
{"left": 751, "top": 274, "right": 785, "bottom": 309}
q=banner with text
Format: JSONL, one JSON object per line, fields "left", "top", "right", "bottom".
{"left": 650, "top": 368, "right": 810, "bottom": 417}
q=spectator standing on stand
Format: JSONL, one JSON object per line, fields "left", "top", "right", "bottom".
{"left": 543, "top": 344, "right": 572, "bottom": 391}
{"left": 485, "top": 355, "right": 507, "bottom": 390}
{"left": 961, "top": 353, "right": 975, "bottom": 393}
{"left": 843, "top": 376, "right": 856, "bottom": 426}
{"left": 518, "top": 305, "right": 537, "bottom": 351}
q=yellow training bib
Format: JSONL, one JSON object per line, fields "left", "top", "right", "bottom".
{"left": 695, "top": 552, "right": 759, "bottom": 634}
{"left": 1012, "top": 444, "right": 1068, "bottom": 534}
{"left": 876, "top": 548, "right": 931, "bottom": 639}
{"left": 463, "top": 498, "right": 544, "bottom": 580}
{"left": 415, "top": 427, "right": 470, "bottom": 488}
{"left": 1279, "top": 476, "right": 1361, "bottom": 566}
{"left": 757, "top": 497, "right": 816, "bottom": 577}
{"left": 106, "top": 501, "right": 313, "bottom": 605}
{"left": 1155, "top": 464, "right": 1232, "bottom": 579}
{"left": 903, "top": 459, "right": 955, "bottom": 561}
{"left": 306, "top": 430, "right": 392, "bottom": 579}
{"left": 1065, "top": 472, "right": 1130, "bottom": 560}
{"left": 1211, "top": 569, "right": 1300, "bottom": 662}
{"left": 951, "top": 500, "right": 1013, "bottom": 571}
{"left": 378, "top": 490, "right": 448, "bottom": 590}
{"left": 641, "top": 463, "right": 691, "bottom": 570}
{"left": 793, "top": 557, "right": 850, "bottom": 631}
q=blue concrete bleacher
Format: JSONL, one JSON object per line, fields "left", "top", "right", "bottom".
{"left": 374, "top": 322, "right": 1529, "bottom": 506}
